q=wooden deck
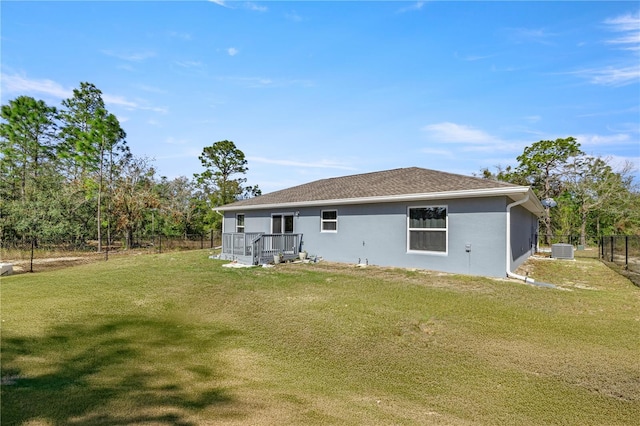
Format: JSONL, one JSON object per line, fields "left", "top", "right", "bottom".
{"left": 221, "top": 233, "right": 303, "bottom": 265}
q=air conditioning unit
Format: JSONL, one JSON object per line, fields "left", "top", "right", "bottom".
{"left": 551, "top": 243, "right": 574, "bottom": 260}
{"left": 0, "top": 263, "right": 13, "bottom": 276}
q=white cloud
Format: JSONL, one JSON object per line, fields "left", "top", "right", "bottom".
{"left": 245, "top": 2, "right": 267, "bottom": 12}
{"left": 420, "top": 148, "right": 455, "bottom": 158}
{"left": 135, "top": 84, "right": 167, "bottom": 94}
{"left": 102, "top": 94, "right": 139, "bottom": 109}
{"left": 142, "top": 105, "right": 169, "bottom": 114}
{"left": 250, "top": 77, "right": 273, "bottom": 87}
{"left": 607, "top": 34, "right": 640, "bottom": 49}
{"left": 523, "top": 115, "right": 542, "bottom": 123}
{"left": 2, "top": 73, "right": 169, "bottom": 114}
{"left": 455, "top": 52, "right": 497, "bottom": 62}
{"left": 605, "top": 12, "right": 640, "bottom": 32}
{"left": 169, "top": 31, "right": 192, "bottom": 41}
{"left": 572, "top": 12, "right": 640, "bottom": 86}
{"left": 505, "top": 27, "right": 557, "bottom": 45}
{"left": 490, "top": 64, "right": 522, "bottom": 73}
{"left": 217, "top": 75, "right": 314, "bottom": 89}
{"left": 604, "top": 12, "right": 640, "bottom": 51}
{"left": 421, "top": 122, "right": 495, "bottom": 144}
{"left": 102, "top": 94, "right": 168, "bottom": 114}
{"left": 577, "top": 106, "right": 639, "bottom": 119}
{"left": 1, "top": 73, "right": 72, "bottom": 99}
{"left": 175, "top": 60, "right": 203, "bottom": 68}
{"left": 166, "top": 137, "right": 189, "bottom": 145}
{"left": 421, "top": 122, "right": 527, "bottom": 157}
{"left": 571, "top": 65, "right": 640, "bottom": 87}
{"left": 248, "top": 156, "right": 357, "bottom": 170}
{"left": 575, "top": 133, "right": 632, "bottom": 147}
{"left": 117, "top": 64, "right": 136, "bottom": 72}
{"left": 155, "top": 148, "right": 202, "bottom": 160}
{"left": 102, "top": 50, "right": 156, "bottom": 62}
{"left": 606, "top": 121, "right": 640, "bottom": 133}
{"left": 227, "top": 47, "right": 239, "bottom": 56}
{"left": 285, "top": 11, "right": 303, "bottom": 22}
{"left": 461, "top": 142, "right": 524, "bottom": 154}
{"left": 606, "top": 154, "right": 640, "bottom": 174}
{"left": 397, "top": 2, "right": 426, "bottom": 14}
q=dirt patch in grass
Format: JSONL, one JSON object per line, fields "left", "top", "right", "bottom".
{"left": 4, "top": 256, "right": 99, "bottom": 274}
{"left": 279, "top": 260, "right": 500, "bottom": 294}
{"left": 515, "top": 255, "right": 636, "bottom": 291}
{"left": 601, "top": 260, "right": 640, "bottom": 287}
{"left": 1, "top": 250, "right": 189, "bottom": 275}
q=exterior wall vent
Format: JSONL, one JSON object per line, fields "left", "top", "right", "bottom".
{"left": 551, "top": 243, "right": 574, "bottom": 260}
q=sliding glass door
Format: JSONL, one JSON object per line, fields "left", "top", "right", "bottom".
{"left": 272, "top": 214, "right": 294, "bottom": 234}
{"left": 271, "top": 214, "right": 295, "bottom": 253}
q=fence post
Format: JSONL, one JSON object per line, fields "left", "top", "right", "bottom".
{"left": 30, "top": 236, "right": 35, "bottom": 273}
{"left": 625, "top": 236, "right": 629, "bottom": 268}
{"left": 610, "top": 236, "right": 614, "bottom": 262}
{"left": 159, "top": 235, "right": 162, "bottom": 254}
{"left": 201, "top": 233, "right": 204, "bottom": 249}
{"left": 599, "top": 236, "right": 603, "bottom": 259}
{"left": 210, "top": 230, "right": 214, "bottom": 249}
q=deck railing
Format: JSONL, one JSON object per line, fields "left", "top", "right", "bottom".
{"left": 222, "top": 232, "right": 263, "bottom": 257}
{"left": 221, "top": 233, "right": 303, "bottom": 264}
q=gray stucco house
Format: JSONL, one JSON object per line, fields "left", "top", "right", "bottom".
{"left": 216, "top": 167, "right": 543, "bottom": 278}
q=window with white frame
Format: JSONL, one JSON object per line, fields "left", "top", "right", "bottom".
{"left": 407, "top": 206, "right": 447, "bottom": 253}
{"left": 321, "top": 210, "right": 337, "bottom": 232}
{"left": 236, "top": 214, "right": 245, "bottom": 233}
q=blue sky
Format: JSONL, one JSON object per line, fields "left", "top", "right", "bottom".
{"left": 2, "top": 1, "right": 639, "bottom": 193}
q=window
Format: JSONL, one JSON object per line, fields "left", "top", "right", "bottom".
{"left": 272, "top": 214, "right": 294, "bottom": 234}
{"left": 408, "top": 206, "right": 447, "bottom": 253}
{"left": 236, "top": 214, "right": 245, "bottom": 233}
{"left": 321, "top": 210, "right": 337, "bottom": 232}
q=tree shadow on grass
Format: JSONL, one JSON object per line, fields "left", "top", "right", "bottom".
{"left": 1, "top": 316, "right": 240, "bottom": 425}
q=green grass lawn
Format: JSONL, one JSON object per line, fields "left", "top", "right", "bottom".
{"left": 2, "top": 251, "right": 639, "bottom": 425}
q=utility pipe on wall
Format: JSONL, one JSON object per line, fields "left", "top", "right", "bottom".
{"left": 215, "top": 209, "right": 225, "bottom": 233}
{"left": 505, "top": 193, "right": 539, "bottom": 282}
{"left": 505, "top": 193, "right": 557, "bottom": 288}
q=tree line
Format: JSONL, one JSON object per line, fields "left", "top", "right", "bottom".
{"left": 3, "top": 82, "right": 638, "bottom": 252}
{"left": 1, "top": 82, "right": 258, "bottom": 251}
{"left": 479, "top": 137, "right": 640, "bottom": 245}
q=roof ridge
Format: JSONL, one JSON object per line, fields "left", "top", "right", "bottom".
{"left": 311, "top": 167, "right": 517, "bottom": 188}
{"left": 220, "top": 166, "right": 525, "bottom": 209}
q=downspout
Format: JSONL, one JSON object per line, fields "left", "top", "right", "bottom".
{"left": 506, "top": 193, "right": 556, "bottom": 288}
{"left": 215, "top": 209, "right": 224, "bottom": 233}
{"left": 215, "top": 209, "right": 225, "bottom": 251}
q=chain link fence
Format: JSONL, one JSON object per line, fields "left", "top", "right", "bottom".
{"left": 539, "top": 234, "right": 599, "bottom": 249}
{"left": 600, "top": 235, "right": 640, "bottom": 275}
{"left": 1, "top": 231, "right": 222, "bottom": 272}
{"left": 127, "top": 232, "right": 222, "bottom": 253}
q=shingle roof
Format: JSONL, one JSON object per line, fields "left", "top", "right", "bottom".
{"left": 219, "top": 167, "right": 529, "bottom": 211}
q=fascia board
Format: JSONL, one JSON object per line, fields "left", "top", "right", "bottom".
{"left": 217, "top": 186, "right": 539, "bottom": 213}
{"left": 523, "top": 188, "right": 545, "bottom": 217}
